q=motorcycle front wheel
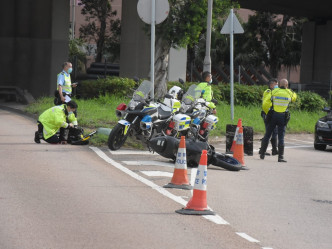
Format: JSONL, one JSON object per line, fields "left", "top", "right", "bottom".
{"left": 211, "top": 152, "right": 242, "bottom": 171}
{"left": 108, "top": 123, "right": 128, "bottom": 150}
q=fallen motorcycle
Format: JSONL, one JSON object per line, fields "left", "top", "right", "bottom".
{"left": 148, "top": 135, "right": 243, "bottom": 171}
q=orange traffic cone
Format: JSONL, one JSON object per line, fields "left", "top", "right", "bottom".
{"left": 176, "top": 150, "right": 215, "bottom": 215}
{"left": 230, "top": 119, "right": 242, "bottom": 152}
{"left": 164, "top": 136, "right": 192, "bottom": 190}
{"left": 233, "top": 126, "right": 245, "bottom": 166}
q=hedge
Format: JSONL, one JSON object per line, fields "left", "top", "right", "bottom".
{"left": 78, "top": 77, "right": 328, "bottom": 112}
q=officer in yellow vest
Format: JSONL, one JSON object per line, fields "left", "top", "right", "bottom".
{"left": 34, "top": 101, "right": 78, "bottom": 144}
{"left": 259, "top": 79, "right": 297, "bottom": 162}
{"left": 260, "top": 78, "right": 279, "bottom": 156}
{"left": 197, "top": 71, "right": 217, "bottom": 114}
{"left": 56, "top": 62, "right": 77, "bottom": 104}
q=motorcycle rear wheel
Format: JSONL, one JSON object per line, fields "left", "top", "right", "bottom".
{"left": 108, "top": 123, "right": 128, "bottom": 150}
{"left": 211, "top": 152, "right": 242, "bottom": 171}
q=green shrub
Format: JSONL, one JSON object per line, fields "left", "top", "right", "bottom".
{"left": 295, "top": 91, "right": 328, "bottom": 112}
{"left": 78, "top": 77, "right": 137, "bottom": 98}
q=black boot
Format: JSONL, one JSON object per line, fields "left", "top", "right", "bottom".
{"left": 259, "top": 139, "right": 269, "bottom": 159}
{"left": 278, "top": 145, "right": 287, "bottom": 162}
{"left": 34, "top": 131, "right": 41, "bottom": 143}
{"left": 271, "top": 138, "right": 279, "bottom": 155}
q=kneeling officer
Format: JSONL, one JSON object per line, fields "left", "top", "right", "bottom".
{"left": 34, "top": 101, "right": 78, "bottom": 144}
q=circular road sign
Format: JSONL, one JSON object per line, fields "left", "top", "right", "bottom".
{"left": 137, "top": 0, "right": 170, "bottom": 25}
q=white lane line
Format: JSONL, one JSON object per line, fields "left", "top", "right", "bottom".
{"left": 109, "top": 149, "right": 155, "bottom": 155}
{"left": 253, "top": 144, "right": 312, "bottom": 152}
{"left": 236, "top": 232, "right": 260, "bottom": 243}
{"left": 90, "top": 147, "right": 228, "bottom": 225}
{"left": 141, "top": 171, "right": 173, "bottom": 177}
{"left": 262, "top": 247, "right": 274, "bottom": 249}
{"left": 287, "top": 138, "right": 313, "bottom": 144}
{"left": 123, "top": 160, "right": 174, "bottom": 168}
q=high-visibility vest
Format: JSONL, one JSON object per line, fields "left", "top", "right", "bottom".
{"left": 38, "top": 104, "right": 77, "bottom": 139}
{"left": 57, "top": 72, "right": 72, "bottom": 94}
{"left": 269, "top": 88, "right": 297, "bottom": 113}
{"left": 197, "top": 82, "right": 216, "bottom": 109}
{"left": 262, "top": 89, "right": 272, "bottom": 114}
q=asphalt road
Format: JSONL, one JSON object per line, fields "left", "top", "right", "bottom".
{"left": 1, "top": 108, "right": 331, "bottom": 249}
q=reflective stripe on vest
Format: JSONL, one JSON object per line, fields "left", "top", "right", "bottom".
{"left": 271, "top": 90, "right": 291, "bottom": 112}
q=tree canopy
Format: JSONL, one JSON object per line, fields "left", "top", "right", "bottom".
{"left": 79, "top": 0, "right": 120, "bottom": 63}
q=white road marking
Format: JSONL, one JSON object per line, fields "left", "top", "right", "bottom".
{"left": 109, "top": 149, "right": 155, "bottom": 155}
{"left": 287, "top": 138, "right": 313, "bottom": 144}
{"left": 123, "top": 160, "right": 174, "bottom": 168}
{"left": 262, "top": 247, "right": 274, "bottom": 249}
{"left": 141, "top": 171, "right": 173, "bottom": 177}
{"left": 90, "top": 147, "right": 228, "bottom": 225}
{"left": 236, "top": 232, "right": 260, "bottom": 243}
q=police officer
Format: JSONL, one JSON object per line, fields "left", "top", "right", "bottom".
{"left": 34, "top": 101, "right": 78, "bottom": 144}
{"left": 55, "top": 62, "right": 77, "bottom": 105}
{"left": 260, "top": 78, "right": 279, "bottom": 156}
{"left": 197, "top": 71, "right": 217, "bottom": 114}
{"left": 259, "top": 79, "right": 297, "bottom": 162}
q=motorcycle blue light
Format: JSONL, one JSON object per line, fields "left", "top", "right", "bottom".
{"left": 193, "top": 117, "right": 200, "bottom": 125}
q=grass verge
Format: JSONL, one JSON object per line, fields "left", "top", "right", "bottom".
{"left": 25, "top": 96, "right": 324, "bottom": 147}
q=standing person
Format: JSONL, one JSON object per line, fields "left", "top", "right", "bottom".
{"left": 259, "top": 79, "right": 297, "bottom": 162}
{"left": 55, "top": 62, "right": 77, "bottom": 105}
{"left": 197, "top": 71, "right": 217, "bottom": 114}
{"left": 260, "top": 78, "right": 279, "bottom": 156}
{"left": 34, "top": 101, "right": 78, "bottom": 144}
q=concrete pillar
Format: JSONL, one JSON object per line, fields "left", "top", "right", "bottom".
{"left": 0, "top": 0, "right": 69, "bottom": 99}
{"left": 300, "top": 21, "right": 315, "bottom": 84}
{"left": 119, "top": 0, "right": 150, "bottom": 79}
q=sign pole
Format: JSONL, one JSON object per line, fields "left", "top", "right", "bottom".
{"left": 230, "top": 9, "right": 234, "bottom": 121}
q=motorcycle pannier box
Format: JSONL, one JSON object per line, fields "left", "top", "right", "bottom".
{"left": 205, "top": 115, "right": 219, "bottom": 130}
{"left": 173, "top": 114, "right": 191, "bottom": 131}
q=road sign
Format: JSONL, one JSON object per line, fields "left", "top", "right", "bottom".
{"left": 220, "top": 9, "right": 244, "bottom": 121}
{"left": 220, "top": 13, "right": 244, "bottom": 34}
{"left": 137, "top": 0, "right": 170, "bottom": 25}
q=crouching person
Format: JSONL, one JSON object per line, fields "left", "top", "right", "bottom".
{"left": 34, "top": 101, "right": 78, "bottom": 144}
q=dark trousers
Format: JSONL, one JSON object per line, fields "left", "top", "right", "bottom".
{"left": 262, "top": 112, "right": 286, "bottom": 146}
{"left": 37, "top": 122, "right": 65, "bottom": 144}
{"left": 262, "top": 112, "right": 278, "bottom": 140}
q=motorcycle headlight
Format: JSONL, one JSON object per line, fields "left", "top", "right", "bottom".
{"left": 317, "top": 120, "right": 329, "bottom": 129}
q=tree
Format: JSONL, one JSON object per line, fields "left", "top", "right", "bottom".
{"left": 79, "top": 0, "right": 120, "bottom": 63}
{"left": 238, "top": 12, "right": 305, "bottom": 78}
{"left": 150, "top": 0, "right": 236, "bottom": 98}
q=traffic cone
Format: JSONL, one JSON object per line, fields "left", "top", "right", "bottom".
{"left": 164, "top": 136, "right": 193, "bottom": 190}
{"left": 233, "top": 126, "right": 245, "bottom": 166}
{"left": 176, "top": 150, "right": 215, "bottom": 215}
{"left": 230, "top": 119, "right": 242, "bottom": 152}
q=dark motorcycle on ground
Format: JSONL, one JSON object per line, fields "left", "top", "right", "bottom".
{"left": 148, "top": 135, "right": 243, "bottom": 171}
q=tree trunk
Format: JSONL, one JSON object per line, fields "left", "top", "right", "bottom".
{"left": 154, "top": 37, "right": 170, "bottom": 99}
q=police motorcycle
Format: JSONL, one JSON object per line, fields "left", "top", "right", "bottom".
{"left": 163, "top": 84, "right": 219, "bottom": 142}
{"left": 163, "top": 84, "right": 199, "bottom": 137}
{"left": 107, "top": 80, "right": 175, "bottom": 151}
{"left": 188, "top": 96, "right": 219, "bottom": 142}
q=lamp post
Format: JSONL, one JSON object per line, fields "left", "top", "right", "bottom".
{"left": 71, "top": 0, "right": 75, "bottom": 39}
{"left": 203, "top": 0, "right": 213, "bottom": 73}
